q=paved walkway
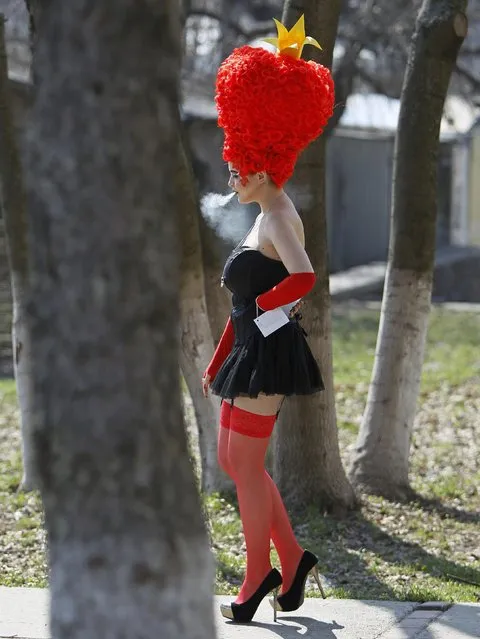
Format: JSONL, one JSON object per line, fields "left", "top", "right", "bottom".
{"left": 0, "top": 587, "right": 479, "bottom": 638}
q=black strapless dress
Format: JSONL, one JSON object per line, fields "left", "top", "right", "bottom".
{"left": 209, "top": 245, "right": 324, "bottom": 399}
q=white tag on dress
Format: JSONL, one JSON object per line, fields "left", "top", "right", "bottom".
{"left": 253, "top": 307, "right": 290, "bottom": 337}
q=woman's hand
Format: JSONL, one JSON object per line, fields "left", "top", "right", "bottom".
{"left": 288, "top": 300, "right": 304, "bottom": 319}
{"left": 202, "top": 373, "right": 211, "bottom": 398}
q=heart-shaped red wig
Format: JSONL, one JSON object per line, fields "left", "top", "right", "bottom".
{"left": 215, "top": 45, "right": 334, "bottom": 186}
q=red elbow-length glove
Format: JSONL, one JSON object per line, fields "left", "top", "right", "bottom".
{"left": 203, "top": 316, "right": 235, "bottom": 381}
{"left": 256, "top": 272, "right": 316, "bottom": 311}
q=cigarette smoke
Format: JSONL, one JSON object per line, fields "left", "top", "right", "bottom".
{"left": 200, "top": 191, "right": 252, "bottom": 245}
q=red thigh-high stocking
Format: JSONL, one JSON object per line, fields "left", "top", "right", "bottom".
{"left": 266, "top": 479, "right": 304, "bottom": 595}
{"left": 228, "top": 408, "right": 274, "bottom": 604}
{"left": 217, "top": 400, "right": 233, "bottom": 476}
{"left": 218, "top": 403, "right": 304, "bottom": 602}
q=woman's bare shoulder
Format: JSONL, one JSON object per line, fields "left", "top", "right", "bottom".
{"left": 267, "top": 195, "right": 304, "bottom": 241}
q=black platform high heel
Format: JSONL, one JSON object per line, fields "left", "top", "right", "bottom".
{"left": 270, "top": 550, "right": 326, "bottom": 613}
{"left": 220, "top": 568, "right": 282, "bottom": 623}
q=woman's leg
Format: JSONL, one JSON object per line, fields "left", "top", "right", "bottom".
{"left": 265, "top": 473, "right": 303, "bottom": 594}
{"left": 228, "top": 419, "right": 274, "bottom": 603}
{"left": 217, "top": 400, "right": 233, "bottom": 476}
{"left": 217, "top": 398, "right": 304, "bottom": 596}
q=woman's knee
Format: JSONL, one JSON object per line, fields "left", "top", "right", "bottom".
{"left": 228, "top": 442, "right": 267, "bottom": 481}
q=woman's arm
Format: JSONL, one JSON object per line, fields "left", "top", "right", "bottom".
{"left": 256, "top": 215, "right": 316, "bottom": 311}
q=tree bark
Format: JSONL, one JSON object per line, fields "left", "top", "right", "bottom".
{"left": 349, "top": 0, "right": 468, "bottom": 500}
{"left": 200, "top": 218, "right": 232, "bottom": 342}
{"left": 176, "top": 133, "right": 232, "bottom": 493}
{"left": 0, "top": 16, "right": 37, "bottom": 490}
{"left": 24, "top": 2, "right": 216, "bottom": 638}
{"left": 24, "top": 0, "right": 41, "bottom": 50}
{"left": 273, "top": 0, "right": 357, "bottom": 515}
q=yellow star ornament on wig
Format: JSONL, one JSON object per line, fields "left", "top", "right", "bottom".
{"left": 215, "top": 14, "right": 335, "bottom": 187}
{"left": 263, "top": 15, "right": 322, "bottom": 59}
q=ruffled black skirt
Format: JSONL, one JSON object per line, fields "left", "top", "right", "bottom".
{"left": 210, "top": 301, "right": 324, "bottom": 400}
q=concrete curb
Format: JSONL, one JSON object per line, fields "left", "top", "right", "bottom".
{"left": 1, "top": 587, "right": 479, "bottom": 638}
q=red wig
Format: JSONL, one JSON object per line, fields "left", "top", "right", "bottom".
{"left": 215, "top": 45, "right": 334, "bottom": 186}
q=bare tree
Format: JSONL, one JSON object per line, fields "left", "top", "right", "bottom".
{"left": 349, "top": 0, "right": 468, "bottom": 500}
{"left": 0, "top": 15, "right": 36, "bottom": 489}
{"left": 180, "top": 0, "right": 246, "bottom": 494}
{"left": 272, "top": 0, "right": 357, "bottom": 514}
{"left": 340, "top": 0, "right": 480, "bottom": 97}
{"left": 176, "top": 133, "right": 231, "bottom": 492}
{"left": 184, "top": 0, "right": 480, "bottom": 110}
{"left": 24, "top": 2, "right": 216, "bottom": 638}
{"left": 338, "top": 0, "right": 422, "bottom": 97}
{"left": 183, "top": 0, "right": 282, "bottom": 99}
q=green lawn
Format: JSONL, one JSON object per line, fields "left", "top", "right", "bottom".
{"left": 0, "top": 381, "right": 47, "bottom": 586}
{"left": 331, "top": 304, "right": 480, "bottom": 392}
{"left": 1, "top": 304, "right": 479, "bottom": 602}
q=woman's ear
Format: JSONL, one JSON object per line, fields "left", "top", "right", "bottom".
{"left": 257, "top": 171, "right": 267, "bottom": 183}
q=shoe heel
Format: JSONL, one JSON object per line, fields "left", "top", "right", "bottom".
{"left": 273, "top": 587, "right": 279, "bottom": 622}
{"left": 311, "top": 565, "right": 326, "bottom": 599}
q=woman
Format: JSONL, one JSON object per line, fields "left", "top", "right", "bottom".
{"left": 202, "top": 15, "right": 334, "bottom": 624}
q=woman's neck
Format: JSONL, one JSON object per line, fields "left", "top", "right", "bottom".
{"left": 258, "top": 188, "right": 285, "bottom": 215}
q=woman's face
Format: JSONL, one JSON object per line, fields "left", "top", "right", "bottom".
{"left": 228, "top": 163, "right": 265, "bottom": 204}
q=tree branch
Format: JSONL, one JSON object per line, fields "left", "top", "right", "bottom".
{"left": 0, "top": 15, "right": 29, "bottom": 282}
{"left": 455, "top": 60, "right": 480, "bottom": 91}
{"left": 186, "top": 10, "right": 272, "bottom": 40}
{"left": 354, "top": 63, "right": 399, "bottom": 98}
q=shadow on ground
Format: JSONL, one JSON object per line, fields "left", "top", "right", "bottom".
{"left": 214, "top": 493, "right": 480, "bottom": 602}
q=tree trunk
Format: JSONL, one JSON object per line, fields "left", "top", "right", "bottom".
{"left": 24, "top": 0, "right": 41, "bottom": 52}
{"left": 24, "top": 3, "right": 216, "bottom": 638}
{"left": 199, "top": 208, "right": 233, "bottom": 344}
{"left": 273, "top": 0, "right": 357, "bottom": 515}
{"left": 0, "top": 17, "right": 37, "bottom": 491}
{"left": 349, "top": 0, "right": 468, "bottom": 500}
{"left": 198, "top": 218, "right": 236, "bottom": 486}
{"left": 176, "top": 134, "right": 232, "bottom": 493}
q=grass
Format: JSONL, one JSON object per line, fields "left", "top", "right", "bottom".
{"left": 0, "top": 382, "right": 47, "bottom": 586}
{"left": 331, "top": 304, "right": 480, "bottom": 392}
{"left": 0, "top": 304, "right": 479, "bottom": 602}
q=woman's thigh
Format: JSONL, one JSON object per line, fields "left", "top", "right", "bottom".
{"left": 227, "top": 395, "right": 283, "bottom": 467}
{"left": 233, "top": 393, "right": 284, "bottom": 416}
